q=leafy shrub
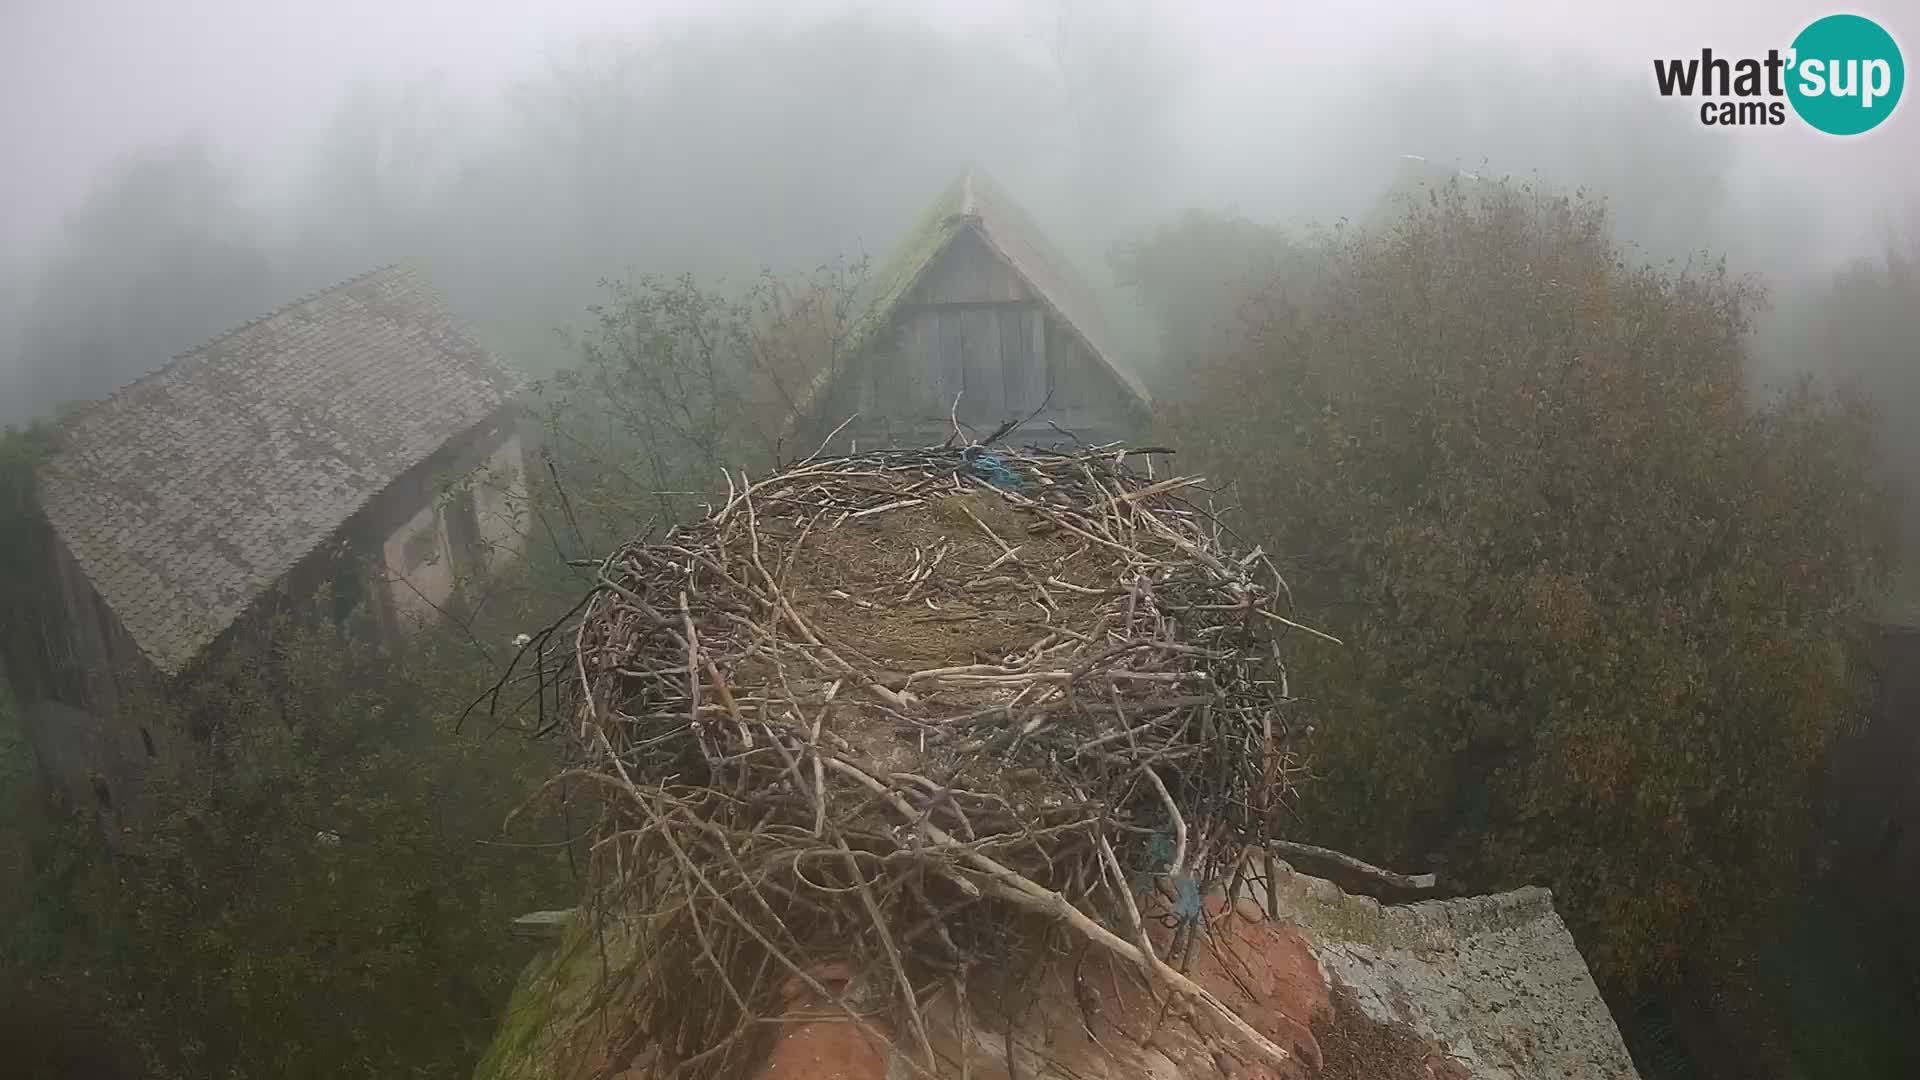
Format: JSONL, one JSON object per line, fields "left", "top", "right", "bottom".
{"left": 1160, "top": 180, "right": 1893, "bottom": 986}
{"left": 0, "top": 259, "right": 869, "bottom": 1078}
{"left": 2, "top": 603, "right": 570, "bottom": 1080}
{"left": 1803, "top": 244, "right": 1920, "bottom": 533}
{"left": 1111, "top": 208, "right": 1322, "bottom": 359}
{"left": 0, "top": 424, "right": 61, "bottom": 705}
{"left": 541, "top": 264, "right": 867, "bottom": 540}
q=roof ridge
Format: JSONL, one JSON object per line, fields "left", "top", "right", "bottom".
{"left": 53, "top": 263, "right": 411, "bottom": 431}
{"left": 195, "top": 262, "right": 408, "bottom": 352}
{"left": 958, "top": 167, "right": 982, "bottom": 217}
{"left": 958, "top": 173, "right": 1150, "bottom": 406}
{"left": 1397, "top": 884, "right": 1558, "bottom": 941}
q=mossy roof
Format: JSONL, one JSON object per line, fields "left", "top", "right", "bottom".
{"left": 472, "top": 912, "right": 639, "bottom": 1080}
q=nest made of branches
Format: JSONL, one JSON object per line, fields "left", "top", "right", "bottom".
{"left": 519, "top": 441, "right": 1330, "bottom": 1078}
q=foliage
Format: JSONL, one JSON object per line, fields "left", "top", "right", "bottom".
{"left": 0, "top": 423, "right": 61, "bottom": 701}
{"left": 1, "top": 599, "right": 570, "bottom": 1080}
{"left": 1160, "top": 180, "right": 1894, "bottom": 987}
{"left": 0, "top": 683, "right": 29, "bottom": 915}
{"left": 1111, "top": 208, "right": 1324, "bottom": 359}
{"left": 540, "top": 263, "right": 866, "bottom": 540}
{"left": 12, "top": 141, "right": 275, "bottom": 419}
{"left": 0, "top": 256, "right": 867, "bottom": 1079}
{"left": 1803, "top": 243, "right": 1920, "bottom": 533}
{"left": 0, "top": 422, "right": 56, "bottom": 543}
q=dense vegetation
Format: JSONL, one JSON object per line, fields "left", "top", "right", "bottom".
{"left": 0, "top": 265, "right": 867, "bottom": 1078}
{"left": 1155, "top": 181, "right": 1894, "bottom": 988}
{"left": 0, "top": 422, "right": 59, "bottom": 701}
{"left": 1798, "top": 242, "right": 1920, "bottom": 538}
{"left": 543, "top": 264, "right": 867, "bottom": 537}
{"left": 0, "top": 432, "right": 577, "bottom": 1078}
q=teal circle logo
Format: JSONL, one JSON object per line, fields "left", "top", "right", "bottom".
{"left": 1787, "top": 14, "right": 1904, "bottom": 135}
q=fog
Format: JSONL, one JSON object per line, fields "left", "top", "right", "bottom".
{"left": 2, "top": 0, "right": 1914, "bottom": 427}
{"left": 5, "top": 6, "right": 1920, "bottom": 1072}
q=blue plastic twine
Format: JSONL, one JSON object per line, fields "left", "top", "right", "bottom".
{"left": 1139, "top": 829, "right": 1203, "bottom": 919}
{"left": 967, "top": 451, "right": 1023, "bottom": 492}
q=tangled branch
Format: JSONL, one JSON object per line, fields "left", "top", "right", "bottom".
{"left": 521, "top": 441, "right": 1324, "bottom": 1076}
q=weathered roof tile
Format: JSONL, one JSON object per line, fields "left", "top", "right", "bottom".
{"left": 36, "top": 265, "right": 529, "bottom": 674}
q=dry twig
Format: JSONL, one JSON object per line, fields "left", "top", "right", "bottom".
{"left": 527, "top": 442, "right": 1328, "bottom": 1077}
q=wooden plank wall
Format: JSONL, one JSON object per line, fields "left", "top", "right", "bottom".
{"left": 910, "top": 230, "right": 1031, "bottom": 304}
{"left": 858, "top": 226, "right": 1138, "bottom": 442}
{"left": 1045, "top": 318, "right": 1134, "bottom": 415}
{"left": 1002, "top": 306, "right": 1045, "bottom": 411}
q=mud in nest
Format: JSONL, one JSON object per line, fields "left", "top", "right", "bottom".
{"left": 510, "top": 442, "right": 1330, "bottom": 1078}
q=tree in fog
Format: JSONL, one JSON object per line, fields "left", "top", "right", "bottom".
{"left": 1044, "top": 0, "right": 1180, "bottom": 239}
{"left": 497, "top": 13, "right": 1057, "bottom": 275}
{"left": 1161, "top": 180, "right": 1893, "bottom": 987}
{"left": 1396, "top": 70, "right": 1735, "bottom": 266}
{"left": 291, "top": 77, "right": 464, "bottom": 288}
{"left": 15, "top": 141, "right": 274, "bottom": 417}
{"left": 1111, "top": 208, "right": 1318, "bottom": 358}
{"left": 406, "top": 12, "right": 1087, "bottom": 371}
{"left": 543, "top": 263, "right": 866, "bottom": 540}
{"left": 0, "top": 266, "right": 27, "bottom": 428}
{"left": 2, "top": 604, "right": 568, "bottom": 1080}
{"left": 1804, "top": 221, "right": 1920, "bottom": 536}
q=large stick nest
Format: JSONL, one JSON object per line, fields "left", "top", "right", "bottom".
{"left": 526, "top": 442, "right": 1325, "bottom": 1077}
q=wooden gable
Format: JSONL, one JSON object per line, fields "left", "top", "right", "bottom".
{"left": 862, "top": 228, "right": 1133, "bottom": 437}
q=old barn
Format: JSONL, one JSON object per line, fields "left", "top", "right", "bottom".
{"left": 5, "top": 266, "right": 534, "bottom": 814}
{"left": 800, "top": 168, "right": 1149, "bottom": 449}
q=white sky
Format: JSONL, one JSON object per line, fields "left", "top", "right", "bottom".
{"left": 1, "top": 0, "right": 1915, "bottom": 255}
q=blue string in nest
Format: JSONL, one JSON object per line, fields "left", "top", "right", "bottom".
{"left": 1135, "top": 829, "right": 1204, "bottom": 921}
{"left": 963, "top": 448, "right": 1023, "bottom": 492}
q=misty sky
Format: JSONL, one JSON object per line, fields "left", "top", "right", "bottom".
{"left": 0, "top": 0, "right": 1915, "bottom": 436}
{"left": 5, "top": 0, "right": 1912, "bottom": 258}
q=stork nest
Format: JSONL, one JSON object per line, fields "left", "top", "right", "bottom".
{"left": 513, "top": 442, "right": 1328, "bottom": 1077}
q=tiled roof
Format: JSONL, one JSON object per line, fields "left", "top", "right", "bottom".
{"left": 36, "top": 266, "right": 530, "bottom": 674}
{"left": 1267, "top": 868, "right": 1641, "bottom": 1079}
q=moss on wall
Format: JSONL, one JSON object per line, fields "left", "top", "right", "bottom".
{"left": 472, "top": 913, "right": 641, "bottom": 1080}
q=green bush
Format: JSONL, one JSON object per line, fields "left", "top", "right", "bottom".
{"left": 1, "top": 424, "right": 61, "bottom": 704}
{"left": 0, "top": 262, "right": 864, "bottom": 1078}
{"left": 1111, "top": 208, "right": 1319, "bottom": 357}
{"left": 1159, "top": 180, "right": 1893, "bottom": 987}
{"left": 1804, "top": 245, "right": 1920, "bottom": 537}
{"left": 542, "top": 264, "right": 866, "bottom": 540}
{"left": 2, "top": 602, "right": 570, "bottom": 1080}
